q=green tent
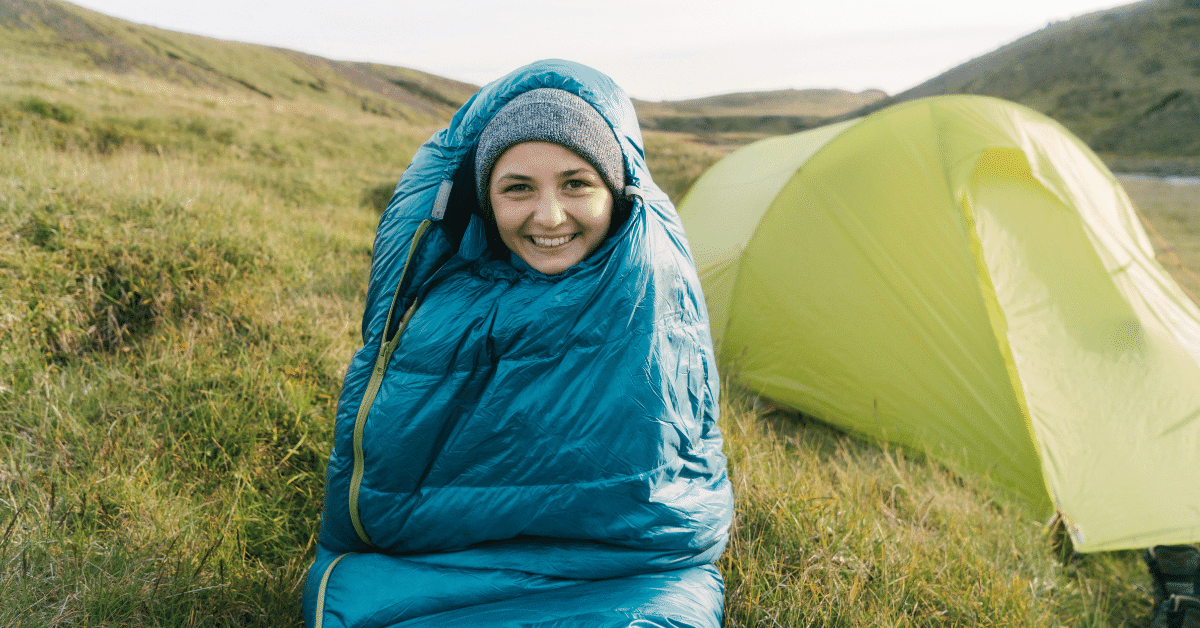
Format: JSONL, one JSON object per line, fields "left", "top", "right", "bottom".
{"left": 678, "top": 94, "right": 1200, "bottom": 552}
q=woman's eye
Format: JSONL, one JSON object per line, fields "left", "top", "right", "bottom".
{"left": 502, "top": 183, "right": 530, "bottom": 193}
{"left": 564, "top": 179, "right": 589, "bottom": 190}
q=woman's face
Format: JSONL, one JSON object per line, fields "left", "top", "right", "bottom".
{"left": 489, "top": 141, "right": 614, "bottom": 276}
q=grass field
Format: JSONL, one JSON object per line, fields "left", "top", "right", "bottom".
{"left": 2, "top": 58, "right": 1198, "bottom": 627}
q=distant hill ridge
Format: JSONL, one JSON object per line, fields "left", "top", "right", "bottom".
{"left": 637, "top": 88, "right": 889, "bottom": 117}
{"left": 635, "top": 88, "right": 887, "bottom": 138}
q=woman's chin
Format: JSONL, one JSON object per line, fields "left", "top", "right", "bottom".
{"left": 522, "top": 253, "right": 582, "bottom": 276}
{"left": 517, "top": 243, "right": 588, "bottom": 275}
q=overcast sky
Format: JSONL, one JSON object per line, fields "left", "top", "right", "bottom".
{"left": 71, "top": 0, "right": 1130, "bottom": 101}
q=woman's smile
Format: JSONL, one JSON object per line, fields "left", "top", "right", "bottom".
{"left": 529, "top": 233, "right": 577, "bottom": 248}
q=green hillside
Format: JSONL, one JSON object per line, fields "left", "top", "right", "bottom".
{"left": 0, "top": 0, "right": 476, "bottom": 123}
{"left": 860, "top": 0, "right": 1200, "bottom": 167}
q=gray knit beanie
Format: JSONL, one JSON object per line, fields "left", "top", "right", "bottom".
{"left": 475, "top": 88, "right": 626, "bottom": 211}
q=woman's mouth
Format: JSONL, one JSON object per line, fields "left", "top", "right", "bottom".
{"left": 529, "top": 234, "right": 576, "bottom": 248}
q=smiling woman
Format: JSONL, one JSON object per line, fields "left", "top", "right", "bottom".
{"left": 302, "top": 59, "right": 734, "bottom": 628}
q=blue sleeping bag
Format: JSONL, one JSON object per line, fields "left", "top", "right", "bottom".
{"left": 303, "top": 59, "right": 734, "bottom": 628}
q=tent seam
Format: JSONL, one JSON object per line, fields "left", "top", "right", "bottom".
{"left": 957, "top": 187, "right": 1061, "bottom": 523}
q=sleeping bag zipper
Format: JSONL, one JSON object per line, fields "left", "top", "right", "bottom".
{"left": 348, "top": 219, "right": 432, "bottom": 546}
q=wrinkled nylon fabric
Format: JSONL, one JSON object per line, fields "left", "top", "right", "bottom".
{"left": 303, "top": 60, "right": 733, "bottom": 627}
{"left": 679, "top": 95, "right": 1200, "bottom": 552}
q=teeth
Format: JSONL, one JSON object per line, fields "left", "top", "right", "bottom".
{"left": 531, "top": 234, "right": 574, "bottom": 247}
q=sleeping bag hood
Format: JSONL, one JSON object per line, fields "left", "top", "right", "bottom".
{"left": 302, "top": 59, "right": 734, "bottom": 628}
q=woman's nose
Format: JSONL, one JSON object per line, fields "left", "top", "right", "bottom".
{"left": 532, "top": 194, "right": 565, "bottom": 227}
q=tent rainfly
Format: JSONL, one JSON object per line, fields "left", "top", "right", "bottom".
{"left": 677, "top": 95, "right": 1200, "bottom": 552}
